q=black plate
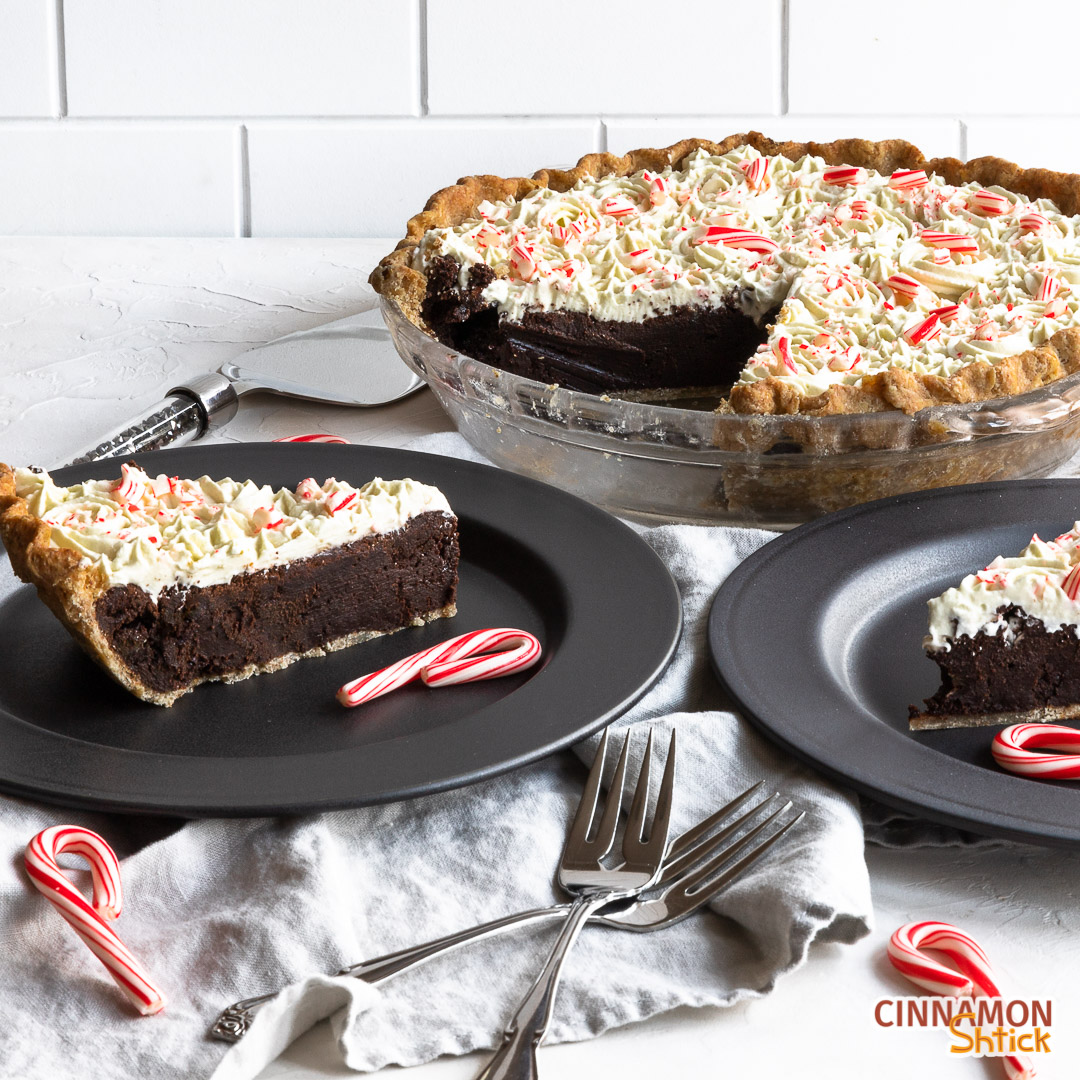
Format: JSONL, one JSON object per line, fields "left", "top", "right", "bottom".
{"left": 0, "top": 444, "right": 680, "bottom": 816}
{"left": 709, "top": 479, "right": 1080, "bottom": 847}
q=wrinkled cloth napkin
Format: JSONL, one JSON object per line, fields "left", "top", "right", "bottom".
{"left": 1, "top": 433, "right": 882, "bottom": 1079}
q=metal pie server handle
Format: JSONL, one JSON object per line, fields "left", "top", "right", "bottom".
{"left": 60, "top": 374, "right": 239, "bottom": 468}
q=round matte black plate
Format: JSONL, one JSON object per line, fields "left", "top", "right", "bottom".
{"left": 0, "top": 444, "right": 680, "bottom": 816}
{"left": 709, "top": 479, "right": 1080, "bottom": 847}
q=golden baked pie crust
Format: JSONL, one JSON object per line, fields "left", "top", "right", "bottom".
{"left": 370, "top": 131, "right": 1080, "bottom": 416}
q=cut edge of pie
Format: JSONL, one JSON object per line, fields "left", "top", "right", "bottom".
{"left": 370, "top": 131, "right": 1080, "bottom": 417}
{"left": 910, "top": 525, "right": 1080, "bottom": 730}
{"left": 0, "top": 463, "right": 459, "bottom": 707}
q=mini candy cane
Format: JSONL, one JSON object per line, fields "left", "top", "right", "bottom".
{"left": 273, "top": 433, "right": 350, "bottom": 444}
{"left": 24, "top": 826, "right": 165, "bottom": 1015}
{"left": 991, "top": 723, "right": 1080, "bottom": 779}
{"left": 337, "top": 628, "right": 541, "bottom": 708}
{"left": 889, "top": 922, "right": 1033, "bottom": 1080}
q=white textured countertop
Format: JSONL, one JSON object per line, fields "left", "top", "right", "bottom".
{"left": 1, "top": 239, "right": 1077, "bottom": 1079}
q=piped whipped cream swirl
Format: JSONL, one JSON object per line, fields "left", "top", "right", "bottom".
{"left": 927, "top": 527, "right": 1080, "bottom": 648}
{"left": 417, "top": 146, "right": 1080, "bottom": 398}
{"left": 15, "top": 466, "right": 452, "bottom": 599}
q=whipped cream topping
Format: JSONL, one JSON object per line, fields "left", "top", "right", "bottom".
{"left": 15, "top": 466, "right": 453, "bottom": 599}
{"left": 417, "top": 146, "right": 1080, "bottom": 399}
{"left": 927, "top": 527, "right": 1080, "bottom": 648}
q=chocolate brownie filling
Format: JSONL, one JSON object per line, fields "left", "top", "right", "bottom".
{"left": 421, "top": 255, "right": 775, "bottom": 395}
{"left": 93, "top": 512, "right": 459, "bottom": 693}
{"left": 913, "top": 604, "right": 1080, "bottom": 719}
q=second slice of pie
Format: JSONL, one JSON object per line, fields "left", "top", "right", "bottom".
{"left": 911, "top": 527, "right": 1080, "bottom": 730}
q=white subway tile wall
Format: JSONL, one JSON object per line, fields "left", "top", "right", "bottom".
{"left": 0, "top": 0, "right": 1074, "bottom": 237}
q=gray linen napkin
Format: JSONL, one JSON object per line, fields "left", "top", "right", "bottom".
{"left": 0, "top": 433, "right": 873, "bottom": 1080}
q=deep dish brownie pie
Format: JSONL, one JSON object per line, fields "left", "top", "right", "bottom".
{"left": 372, "top": 133, "right": 1080, "bottom": 417}
{"left": 911, "top": 527, "right": 1080, "bottom": 730}
{"left": 0, "top": 463, "right": 459, "bottom": 706}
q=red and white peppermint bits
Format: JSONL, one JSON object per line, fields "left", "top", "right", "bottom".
{"left": 822, "top": 165, "right": 864, "bottom": 186}
{"left": 738, "top": 156, "right": 769, "bottom": 190}
{"left": 930, "top": 304, "right": 960, "bottom": 324}
{"left": 509, "top": 243, "right": 538, "bottom": 282}
{"left": 885, "top": 272, "right": 924, "bottom": 303}
{"left": 337, "top": 627, "right": 542, "bottom": 708}
{"left": 1018, "top": 211, "right": 1049, "bottom": 233}
{"left": 600, "top": 195, "right": 638, "bottom": 220}
{"left": 902, "top": 312, "right": 942, "bottom": 346}
{"left": 273, "top": 433, "right": 351, "bottom": 444}
{"left": 24, "top": 826, "right": 165, "bottom": 1016}
{"left": 969, "top": 188, "right": 1009, "bottom": 216}
{"left": 1035, "top": 273, "right": 1061, "bottom": 302}
{"left": 1044, "top": 296, "right": 1068, "bottom": 319}
{"left": 888, "top": 921, "right": 1034, "bottom": 1080}
{"left": 770, "top": 336, "right": 797, "bottom": 374}
{"left": 921, "top": 230, "right": 980, "bottom": 255}
{"left": 642, "top": 170, "right": 668, "bottom": 206}
{"left": 888, "top": 169, "right": 929, "bottom": 191}
{"left": 992, "top": 723, "right": 1080, "bottom": 780}
{"left": 113, "top": 463, "right": 147, "bottom": 505}
{"left": 849, "top": 199, "right": 871, "bottom": 220}
{"left": 694, "top": 225, "right": 779, "bottom": 255}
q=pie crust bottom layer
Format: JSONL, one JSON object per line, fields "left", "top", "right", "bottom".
{"left": 910, "top": 605, "right": 1080, "bottom": 730}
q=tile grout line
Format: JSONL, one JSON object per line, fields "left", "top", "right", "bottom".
{"left": 235, "top": 124, "right": 251, "bottom": 237}
{"left": 418, "top": 0, "right": 429, "bottom": 116}
{"left": 779, "top": 0, "right": 789, "bottom": 115}
{"left": 48, "top": 0, "right": 68, "bottom": 119}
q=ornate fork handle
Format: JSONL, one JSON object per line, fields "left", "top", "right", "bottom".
{"left": 210, "top": 905, "right": 570, "bottom": 1042}
{"left": 474, "top": 893, "right": 612, "bottom": 1080}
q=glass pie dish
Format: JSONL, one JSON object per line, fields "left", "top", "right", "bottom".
{"left": 381, "top": 297, "right": 1080, "bottom": 529}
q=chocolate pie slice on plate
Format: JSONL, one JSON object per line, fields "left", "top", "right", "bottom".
{"left": 0, "top": 463, "right": 459, "bottom": 706}
{"left": 912, "top": 525, "right": 1080, "bottom": 730}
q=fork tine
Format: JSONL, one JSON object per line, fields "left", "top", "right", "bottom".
{"left": 565, "top": 729, "right": 611, "bottom": 852}
{"left": 667, "top": 781, "right": 765, "bottom": 861}
{"left": 658, "top": 790, "right": 778, "bottom": 886}
{"left": 590, "top": 731, "right": 631, "bottom": 857}
{"left": 625, "top": 728, "right": 656, "bottom": 842}
{"left": 684, "top": 812, "right": 805, "bottom": 900}
{"left": 643, "top": 730, "right": 677, "bottom": 853}
{"left": 678, "top": 802, "right": 796, "bottom": 896}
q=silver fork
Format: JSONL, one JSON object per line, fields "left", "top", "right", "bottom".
{"left": 210, "top": 781, "right": 802, "bottom": 1042}
{"left": 472, "top": 727, "right": 676, "bottom": 1080}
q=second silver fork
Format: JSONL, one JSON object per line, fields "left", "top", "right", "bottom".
{"left": 474, "top": 727, "right": 676, "bottom": 1080}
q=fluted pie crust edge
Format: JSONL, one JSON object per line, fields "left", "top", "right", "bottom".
{"left": 370, "top": 132, "right": 1080, "bottom": 416}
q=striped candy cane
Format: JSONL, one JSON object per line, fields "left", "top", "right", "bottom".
{"left": 273, "top": 433, "right": 351, "bottom": 444}
{"left": 991, "top": 724, "right": 1080, "bottom": 779}
{"left": 337, "top": 628, "right": 542, "bottom": 707}
{"left": 888, "top": 922, "right": 1033, "bottom": 1079}
{"left": 24, "top": 826, "right": 165, "bottom": 1015}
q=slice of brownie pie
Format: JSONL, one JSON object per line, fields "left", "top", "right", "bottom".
{"left": 0, "top": 463, "right": 459, "bottom": 706}
{"left": 911, "top": 528, "right": 1080, "bottom": 729}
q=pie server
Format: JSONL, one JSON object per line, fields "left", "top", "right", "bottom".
{"left": 61, "top": 308, "right": 424, "bottom": 468}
